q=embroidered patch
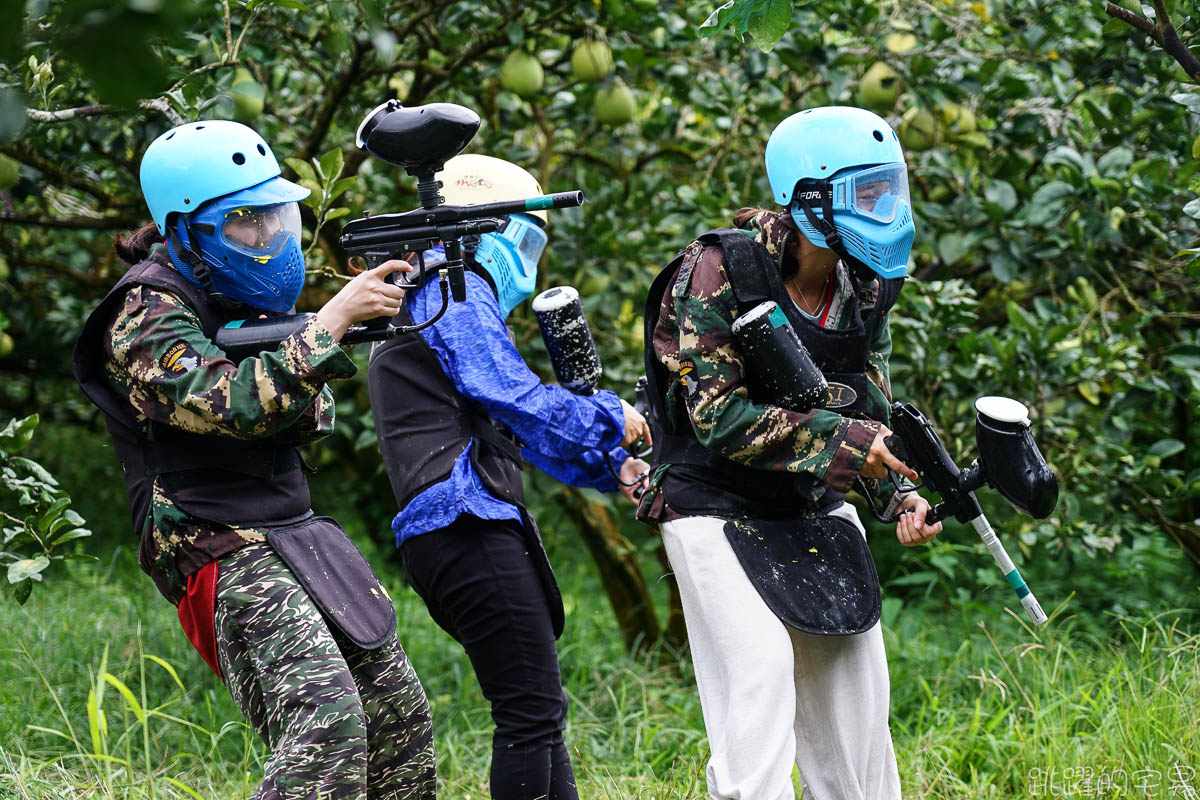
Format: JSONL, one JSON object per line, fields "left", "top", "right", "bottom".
{"left": 159, "top": 341, "right": 202, "bottom": 374}
{"left": 826, "top": 381, "right": 857, "bottom": 409}
{"left": 680, "top": 357, "right": 699, "bottom": 398}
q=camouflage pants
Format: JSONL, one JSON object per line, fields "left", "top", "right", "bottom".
{"left": 215, "top": 543, "right": 436, "bottom": 800}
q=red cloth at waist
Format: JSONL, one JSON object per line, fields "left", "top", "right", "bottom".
{"left": 177, "top": 559, "right": 222, "bottom": 679}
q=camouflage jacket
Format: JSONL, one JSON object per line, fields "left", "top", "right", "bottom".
{"left": 644, "top": 210, "right": 897, "bottom": 517}
{"left": 103, "top": 248, "right": 356, "bottom": 602}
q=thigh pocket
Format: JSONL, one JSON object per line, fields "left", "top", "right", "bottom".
{"left": 267, "top": 516, "right": 397, "bottom": 650}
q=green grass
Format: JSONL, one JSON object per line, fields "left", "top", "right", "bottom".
{"left": 1, "top": 546, "right": 1197, "bottom": 799}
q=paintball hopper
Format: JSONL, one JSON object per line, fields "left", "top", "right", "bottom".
{"left": 356, "top": 100, "right": 480, "bottom": 175}
{"left": 532, "top": 286, "right": 602, "bottom": 395}
{"left": 973, "top": 397, "right": 1059, "bottom": 519}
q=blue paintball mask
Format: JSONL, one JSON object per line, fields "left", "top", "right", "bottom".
{"left": 168, "top": 177, "right": 308, "bottom": 313}
{"left": 790, "top": 162, "right": 914, "bottom": 279}
{"left": 473, "top": 213, "right": 548, "bottom": 319}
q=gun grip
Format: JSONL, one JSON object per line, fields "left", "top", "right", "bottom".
{"left": 884, "top": 434, "right": 910, "bottom": 466}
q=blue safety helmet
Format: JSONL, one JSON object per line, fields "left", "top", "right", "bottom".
{"left": 765, "top": 106, "right": 915, "bottom": 279}
{"left": 140, "top": 120, "right": 310, "bottom": 311}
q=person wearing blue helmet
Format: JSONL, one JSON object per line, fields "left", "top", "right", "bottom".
{"left": 367, "top": 153, "right": 651, "bottom": 800}
{"left": 73, "top": 120, "right": 435, "bottom": 799}
{"left": 637, "top": 106, "right": 942, "bottom": 800}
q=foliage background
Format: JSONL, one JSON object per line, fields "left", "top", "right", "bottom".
{"left": 0, "top": 0, "right": 1199, "bottom": 796}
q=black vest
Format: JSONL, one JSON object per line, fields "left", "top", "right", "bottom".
{"left": 367, "top": 271, "right": 526, "bottom": 518}
{"left": 73, "top": 257, "right": 312, "bottom": 543}
{"left": 642, "top": 228, "right": 903, "bottom": 516}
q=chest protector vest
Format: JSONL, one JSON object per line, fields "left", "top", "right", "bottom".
{"left": 73, "top": 258, "right": 311, "bottom": 542}
{"left": 643, "top": 228, "right": 903, "bottom": 516}
{"left": 368, "top": 269, "right": 566, "bottom": 637}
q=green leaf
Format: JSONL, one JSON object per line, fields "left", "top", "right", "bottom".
{"left": 284, "top": 157, "right": 317, "bottom": 184}
{"left": 1025, "top": 181, "right": 1075, "bottom": 227}
{"left": 36, "top": 497, "right": 70, "bottom": 533}
{"left": 746, "top": 0, "right": 793, "bottom": 52}
{"left": 100, "top": 672, "right": 144, "bottom": 723}
{"left": 1148, "top": 439, "right": 1185, "bottom": 459}
{"left": 7, "top": 556, "right": 49, "bottom": 584}
{"left": 1167, "top": 343, "right": 1200, "bottom": 370}
{"left": 319, "top": 147, "right": 344, "bottom": 183}
{"left": 49, "top": 528, "right": 91, "bottom": 547}
{"left": 937, "top": 232, "right": 968, "bottom": 266}
{"left": 1170, "top": 91, "right": 1200, "bottom": 110}
{"left": 329, "top": 176, "right": 357, "bottom": 200}
{"left": 699, "top": 1, "right": 739, "bottom": 37}
{"left": 143, "top": 654, "right": 185, "bottom": 692}
{"left": 11, "top": 457, "right": 58, "bottom": 489}
{"left": 324, "top": 207, "right": 351, "bottom": 221}
{"left": 0, "top": 414, "right": 38, "bottom": 454}
{"left": 1183, "top": 198, "right": 1200, "bottom": 219}
{"left": 1096, "top": 146, "right": 1133, "bottom": 178}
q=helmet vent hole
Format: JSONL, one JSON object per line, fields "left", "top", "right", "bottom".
{"left": 232, "top": 152, "right": 246, "bottom": 165}
{"left": 873, "top": 130, "right": 884, "bottom": 142}
{"left": 820, "top": 163, "right": 827, "bottom": 171}
{"left": 257, "top": 144, "right": 266, "bottom": 156}
{"left": 184, "top": 198, "right": 190, "bottom": 205}
{"left": 166, "top": 132, "right": 175, "bottom": 140}
{"left": 195, "top": 125, "right": 205, "bottom": 130}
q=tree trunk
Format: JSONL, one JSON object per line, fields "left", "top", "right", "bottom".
{"left": 559, "top": 486, "right": 662, "bottom": 654}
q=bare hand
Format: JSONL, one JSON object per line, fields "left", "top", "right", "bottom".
{"left": 618, "top": 457, "right": 651, "bottom": 505}
{"left": 620, "top": 398, "right": 652, "bottom": 451}
{"left": 861, "top": 426, "right": 918, "bottom": 482}
{"left": 316, "top": 260, "right": 413, "bottom": 341}
{"left": 896, "top": 492, "right": 941, "bottom": 546}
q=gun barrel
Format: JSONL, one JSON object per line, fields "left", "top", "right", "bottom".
{"left": 340, "top": 218, "right": 502, "bottom": 251}
{"left": 970, "top": 515, "right": 1048, "bottom": 625}
{"left": 466, "top": 191, "right": 586, "bottom": 219}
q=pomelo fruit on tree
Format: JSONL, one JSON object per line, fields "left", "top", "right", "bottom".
{"left": 939, "top": 101, "right": 977, "bottom": 136}
{"left": 231, "top": 68, "right": 265, "bottom": 123}
{"left": 595, "top": 82, "right": 636, "bottom": 126}
{"left": 857, "top": 62, "right": 902, "bottom": 114}
{"left": 501, "top": 51, "right": 545, "bottom": 97}
{"left": 899, "top": 107, "right": 938, "bottom": 151}
{"left": 0, "top": 154, "right": 19, "bottom": 190}
{"left": 571, "top": 41, "right": 613, "bottom": 82}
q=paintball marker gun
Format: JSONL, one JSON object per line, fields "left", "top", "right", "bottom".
{"left": 864, "top": 397, "right": 1059, "bottom": 625}
{"left": 215, "top": 101, "right": 585, "bottom": 361}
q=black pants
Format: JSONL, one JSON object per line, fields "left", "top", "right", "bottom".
{"left": 401, "top": 514, "right": 577, "bottom": 800}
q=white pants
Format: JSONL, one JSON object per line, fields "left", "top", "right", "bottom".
{"left": 662, "top": 504, "right": 901, "bottom": 800}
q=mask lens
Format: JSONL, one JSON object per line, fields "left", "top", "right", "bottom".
{"left": 849, "top": 165, "right": 909, "bottom": 223}
{"left": 501, "top": 216, "right": 547, "bottom": 272}
{"left": 221, "top": 202, "right": 302, "bottom": 257}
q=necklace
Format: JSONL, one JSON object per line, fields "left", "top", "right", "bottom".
{"left": 791, "top": 270, "right": 831, "bottom": 317}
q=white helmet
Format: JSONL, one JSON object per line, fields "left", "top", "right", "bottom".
{"left": 438, "top": 154, "right": 548, "bottom": 225}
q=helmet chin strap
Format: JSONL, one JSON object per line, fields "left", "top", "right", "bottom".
{"left": 793, "top": 180, "right": 877, "bottom": 287}
{"left": 168, "top": 218, "right": 238, "bottom": 309}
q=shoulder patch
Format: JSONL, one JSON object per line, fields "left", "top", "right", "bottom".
{"left": 679, "top": 357, "right": 699, "bottom": 399}
{"left": 159, "top": 341, "right": 203, "bottom": 374}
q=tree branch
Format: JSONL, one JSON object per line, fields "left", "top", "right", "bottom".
{"left": 1105, "top": 0, "right": 1200, "bottom": 80}
{"left": 25, "top": 105, "right": 110, "bottom": 122}
{"left": 25, "top": 97, "right": 183, "bottom": 126}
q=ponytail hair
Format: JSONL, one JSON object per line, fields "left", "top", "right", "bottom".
{"left": 732, "top": 206, "right": 801, "bottom": 279}
{"left": 733, "top": 207, "right": 771, "bottom": 229}
{"left": 113, "top": 222, "right": 164, "bottom": 266}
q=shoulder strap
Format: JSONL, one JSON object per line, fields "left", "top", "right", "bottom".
{"left": 861, "top": 276, "right": 905, "bottom": 344}
{"left": 699, "top": 228, "right": 777, "bottom": 315}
